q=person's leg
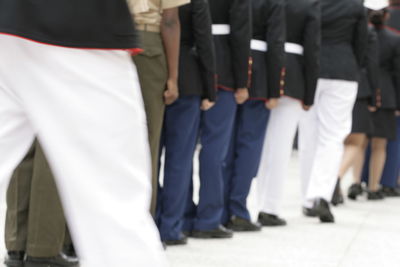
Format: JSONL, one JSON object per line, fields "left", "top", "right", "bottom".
{"left": 133, "top": 31, "right": 168, "bottom": 216}
{"left": 0, "top": 38, "right": 38, "bottom": 266}
{"left": 26, "top": 142, "right": 67, "bottom": 258}
{"left": 0, "top": 35, "right": 166, "bottom": 267}
{"left": 338, "top": 134, "right": 368, "bottom": 179}
{"left": 195, "top": 90, "right": 237, "bottom": 231}
{"left": 221, "top": 121, "right": 237, "bottom": 225}
{"left": 381, "top": 117, "right": 400, "bottom": 189}
{"left": 4, "top": 143, "right": 36, "bottom": 267}
{"left": 257, "top": 97, "right": 303, "bottom": 220}
{"left": 158, "top": 96, "right": 201, "bottom": 243}
{"left": 353, "top": 142, "right": 368, "bottom": 184}
{"left": 369, "top": 137, "right": 388, "bottom": 192}
{"left": 305, "top": 79, "right": 357, "bottom": 222}
{"left": 299, "top": 86, "right": 321, "bottom": 209}
{"left": 224, "top": 100, "right": 270, "bottom": 230}
{"left": 5, "top": 144, "right": 35, "bottom": 251}
{"left": 347, "top": 138, "right": 369, "bottom": 200}
{"left": 306, "top": 79, "right": 358, "bottom": 203}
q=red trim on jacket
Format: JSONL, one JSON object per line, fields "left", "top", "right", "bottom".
{"left": 218, "top": 85, "right": 235, "bottom": 92}
{"left": 385, "top": 25, "right": 400, "bottom": 34}
{"left": 0, "top": 32, "right": 144, "bottom": 55}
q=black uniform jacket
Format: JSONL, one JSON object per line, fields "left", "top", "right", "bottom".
{"left": 375, "top": 27, "right": 400, "bottom": 110}
{"left": 388, "top": 4, "right": 400, "bottom": 31}
{"left": 319, "top": 0, "right": 368, "bottom": 82}
{"left": 0, "top": 0, "right": 138, "bottom": 49}
{"left": 358, "top": 27, "right": 380, "bottom": 107}
{"left": 209, "top": 0, "right": 252, "bottom": 90}
{"left": 284, "top": 0, "right": 320, "bottom": 106}
{"left": 250, "top": 0, "right": 286, "bottom": 100}
{"left": 179, "top": 0, "right": 217, "bottom": 102}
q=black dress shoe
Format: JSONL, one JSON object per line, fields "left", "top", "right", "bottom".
{"left": 191, "top": 225, "right": 233, "bottom": 239}
{"left": 331, "top": 179, "right": 344, "bottom": 206}
{"left": 4, "top": 251, "right": 24, "bottom": 267}
{"left": 302, "top": 207, "right": 318, "bottom": 217}
{"left": 367, "top": 190, "right": 385, "bottom": 200}
{"left": 226, "top": 216, "right": 262, "bottom": 232}
{"left": 25, "top": 252, "right": 79, "bottom": 267}
{"left": 258, "top": 212, "right": 287, "bottom": 226}
{"left": 164, "top": 234, "right": 188, "bottom": 246}
{"left": 381, "top": 186, "right": 400, "bottom": 197}
{"left": 348, "top": 183, "right": 363, "bottom": 200}
{"left": 63, "top": 244, "right": 77, "bottom": 258}
{"left": 313, "top": 198, "right": 335, "bottom": 223}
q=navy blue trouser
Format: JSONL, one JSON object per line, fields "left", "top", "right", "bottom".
{"left": 191, "top": 90, "right": 237, "bottom": 231}
{"left": 223, "top": 100, "right": 270, "bottom": 223}
{"left": 362, "top": 117, "right": 400, "bottom": 187}
{"left": 157, "top": 96, "right": 201, "bottom": 241}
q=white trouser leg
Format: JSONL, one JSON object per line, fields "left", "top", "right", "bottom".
{"left": 0, "top": 35, "right": 167, "bottom": 267}
{"left": 304, "top": 79, "right": 358, "bottom": 203}
{"left": 257, "top": 97, "right": 304, "bottom": 216}
{"left": 299, "top": 106, "right": 319, "bottom": 208}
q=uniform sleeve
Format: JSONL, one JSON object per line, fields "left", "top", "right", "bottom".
{"left": 192, "top": 0, "right": 217, "bottom": 101}
{"left": 265, "top": 0, "right": 286, "bottom": 99}
{"left": 302, "top": 0, "right": 321, "bottom": 106}
{"left": 365, "top": 28, "right": 380, "bottom": 107}
{"left": 162, "top": 0, "right": 191, "bottom": 10}
{"left": 352, "top": 5, "right": 368, "bottom": 67}
{"left": 394, "top": 37, "right": 400, "bottom": 110}
{"left": 230, "top": 0, "right": 252, "bottom": 89}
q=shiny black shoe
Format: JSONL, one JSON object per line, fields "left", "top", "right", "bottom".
{"left": 331, "top": 179, "right": 344, "bottom": 206}
{"left": 348, "top": 183, "right": 363, "bottom": 200}
{"left": 313, "top": 198, "right": 335, "bottom": 223}
{"left": 164, "top": 235, "right": 188, "bottom": 246}
{"left": 367, "top": 190, "right": 384, "bottom": 200}
{"left": 63, "top": 244, "right": 77, "bottom": 258}
{"left": 191, "top": 225, "right": 234, "bottom": 239}
{"left": 258, "top": 212, "right": 287, "bottom": 226}
{"left": 381, "top": 186, "right": 400, "bottom": 197}
{"left": 4, "top": 251, "right": 25, "bottom": 267}
{"left": 226, "top": 216, "right": 262, "bottom": 232}
{"left": 302, "top": 207, "right": 318, "bottom": 217}
{"left": 25, "top": 252, "right": 79, "bottom": 267}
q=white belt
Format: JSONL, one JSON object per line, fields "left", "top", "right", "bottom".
{"left": 251, "top": 39, "right": 268, "bottom": 52}
{"left": 285, "top": 42, "right": 304, "bottom": 55}
{"left": 212, "top": 24, "right": 230, "bottom": 35}
{"left": 250, "top": 40, "right": 304, "bottom": 56}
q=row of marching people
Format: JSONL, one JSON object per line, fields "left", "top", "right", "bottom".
{"left": 156, "top": 0, "right": 400, "bottom": 246}
{"left": 3, "top": 1, "right": 399, "bottom": 267}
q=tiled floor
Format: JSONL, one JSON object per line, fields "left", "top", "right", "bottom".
{"left": 165, "top": 152, "right": 400, "bottom": 267}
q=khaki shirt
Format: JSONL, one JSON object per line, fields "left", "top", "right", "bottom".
{"left": 128, "top": 0, "right": 190, "bottom": 29}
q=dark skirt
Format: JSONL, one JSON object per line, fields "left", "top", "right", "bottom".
{"left": 370, "top": 109, "right": 397, "bottom": 140}
{"left": 351, "top": 99, "right": 372, "bottom": 134}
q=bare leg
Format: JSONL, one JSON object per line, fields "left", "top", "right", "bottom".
{"left": 352, "top": 138, "right": 369, "bottom": 184}
{"left": 369, "top": 138, "right": 388, "bottom": 191}
{"left": 338, "top": 133, "right": 367, "bottom": 179}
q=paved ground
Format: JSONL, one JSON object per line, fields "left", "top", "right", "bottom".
{"left": 165, "top": 152, "right": 400, "bottom": 267}
{"left": 0, "top": 152, "right": 398, "bottom": 267}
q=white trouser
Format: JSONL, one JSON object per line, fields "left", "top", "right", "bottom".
{"left": 256, "top": 97, "right": 304, "bottom": 216}
{"left": 299, "top": 78, "right": 358, "bottom": 208}
{"left": 0, "top": 35, "right": 167, "bottom": 267}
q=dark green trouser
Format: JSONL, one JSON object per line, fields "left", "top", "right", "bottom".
{"left": 133, "top": 30, "right": 167, "bottom": 215}
{"left": 5, "top": 141, "right": 69, "bottom": 257}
